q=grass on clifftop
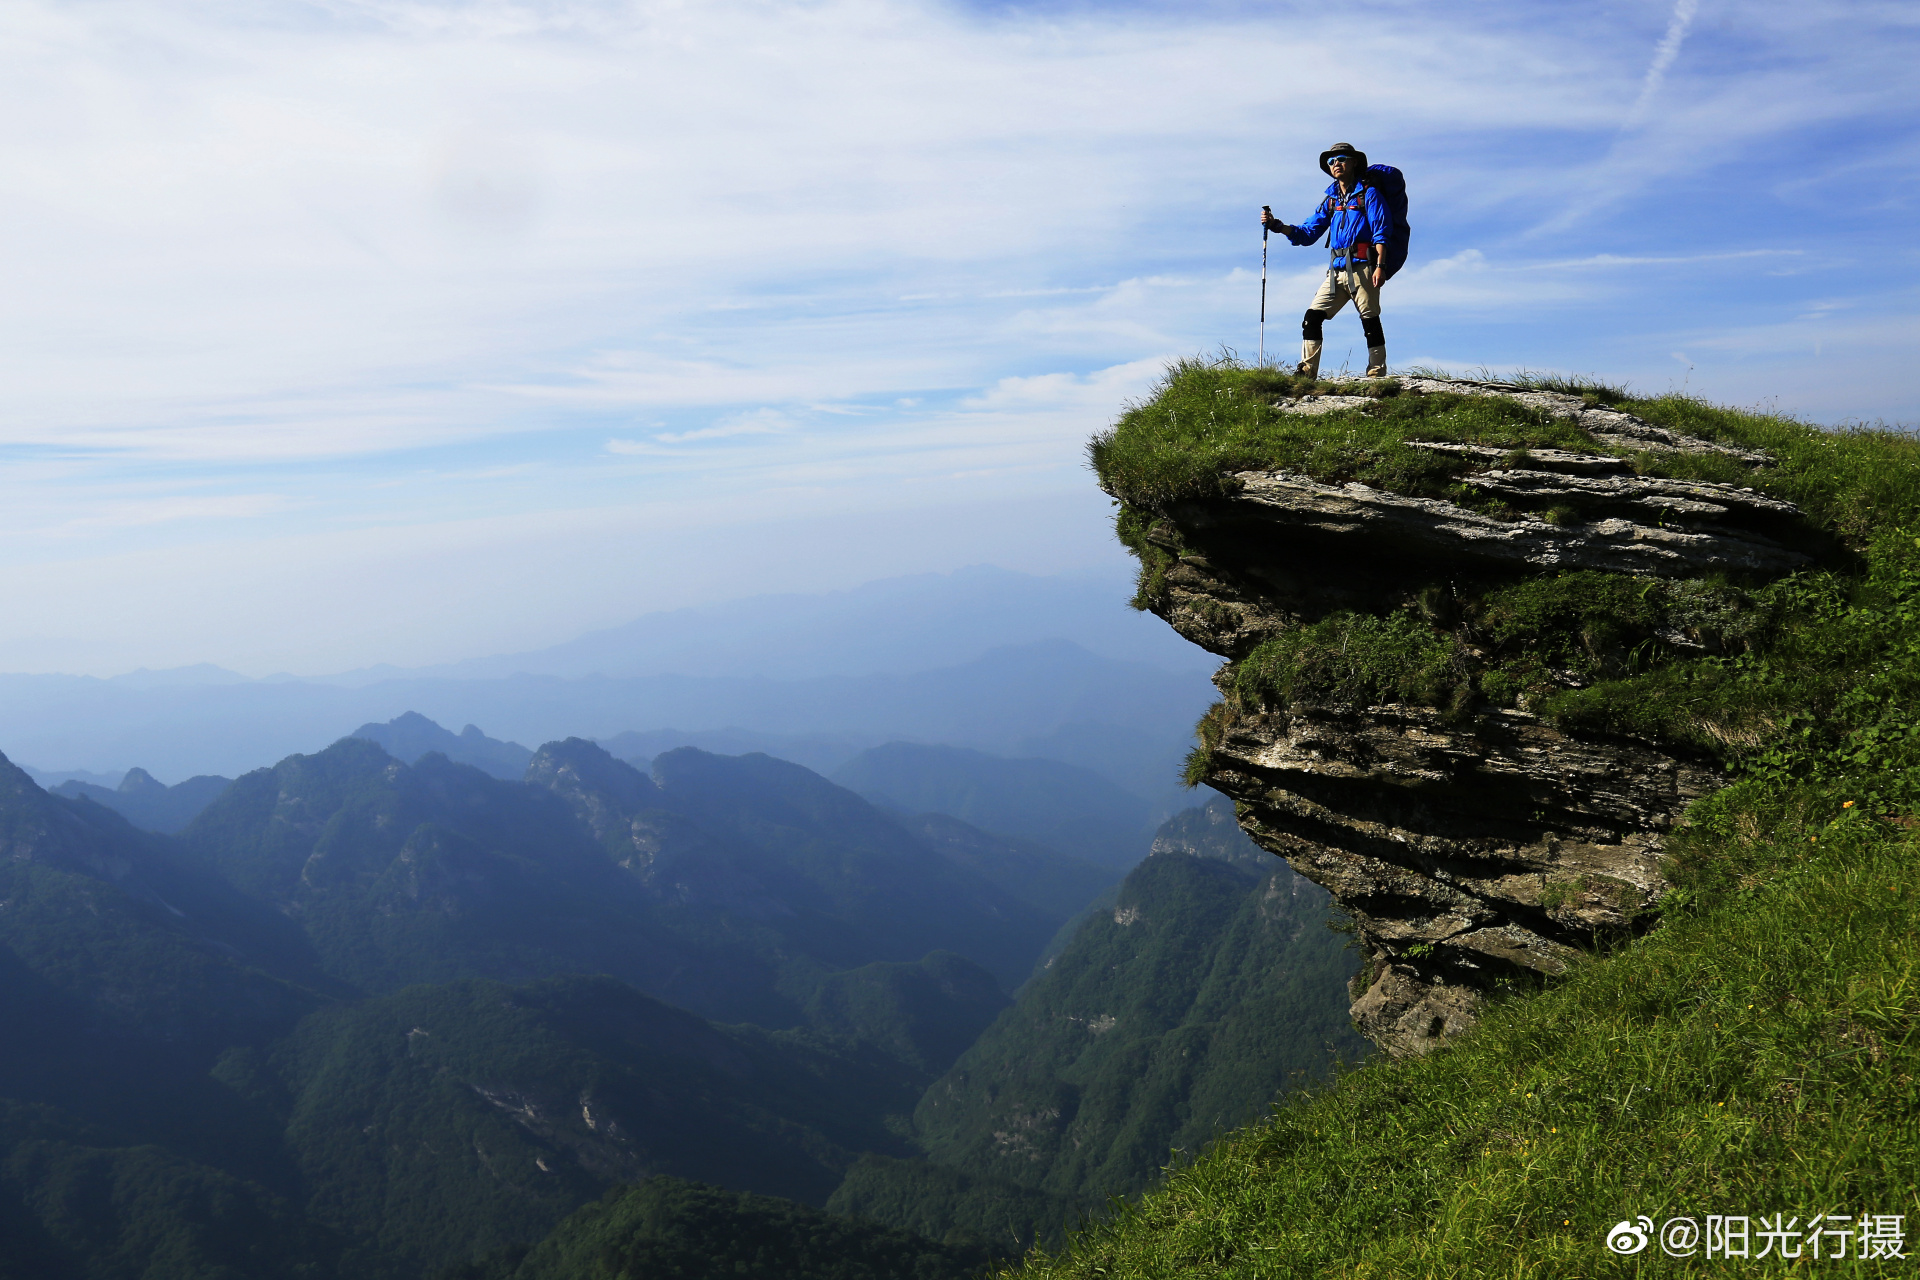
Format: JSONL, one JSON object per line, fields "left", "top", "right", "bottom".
{"left": 1089, "top": 361, "right": 1600, "bottom": 509}
{"left": 1113, "top": 357, "right": 1920, "bottom": 773}
{"left": 1091, "top": 357, "right": 1920, "bottom": 541}
{"left": 1015, "top": 361, "right": 1920, "bottom": 1277}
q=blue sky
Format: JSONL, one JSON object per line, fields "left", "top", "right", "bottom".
{"left": 0, "top": 0, "right": 1913, "bottom": 676}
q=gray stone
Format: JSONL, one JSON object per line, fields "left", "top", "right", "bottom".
{"left": 1182, "top": 469, "right": 1807, "bottom": 579}
{"left": 1127, "top": 380, "right": 1793, "bottom": 1057}
{"left": 1203, "top": 698, "right": 1717, "bottom": 1057}
{"left": 1383, "top": 376, "right": 1774, "bottom": 464}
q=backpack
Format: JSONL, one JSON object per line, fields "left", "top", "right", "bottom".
{"left": 1362, "top": 165, "right": 1411, "bottom": 282}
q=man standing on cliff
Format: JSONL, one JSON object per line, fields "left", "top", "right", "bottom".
{"left": 1261, "top": 143, "right": 1390, "bottom": 379}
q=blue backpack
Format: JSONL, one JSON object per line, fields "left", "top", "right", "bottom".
{"left": 1362, "top": 165, "right": 1411, "bottom": 282}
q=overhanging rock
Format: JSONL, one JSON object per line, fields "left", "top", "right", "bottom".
{"left": 1124, "top": 378, "right": 1801, "bottom": 1057}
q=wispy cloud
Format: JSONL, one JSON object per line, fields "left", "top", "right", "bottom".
{"left": 0, "top": 0, "right": 1911, "bottom": 673}
{"left": 605, "top": 408, "right": 797, "bottom": 453}
{"left": 1626, "top": 0, "right": 1701, "bottom": 126}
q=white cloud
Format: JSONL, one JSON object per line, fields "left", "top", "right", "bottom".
{"left": 0, "top": 0, "right": 1911, "bottom": 673}
{"left": 1625, "top": 0, "right": 1701, "bottom": 127}
{"left": 962, "top": 359, "right": 1167, "bottom": 413}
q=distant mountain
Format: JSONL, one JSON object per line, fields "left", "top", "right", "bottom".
{"left": 0, "top": 752, "right": 331, "bottom": 1059}
{"left": 1146, "top": 787, "right": 1275, "bottom": 874}
{"left": 0, "top": 737, "right": 1359, "bottom": 1277}
{"left": 895, "top": 812, "right": 1119, "bottom": 921}
{"left": 0, "top": 742, "right": 1077, "bottom": 1279}
{"left": 598, "top": 727, "right": 876, "bottom": 778}
{"left": 106, "top": 663, "right": 252, "bottom": 689}
{"left": 0, "top": 640, "right": 1215, "bottom": 789}
{"left": 834, "top": 795, "right": 1367, "bottom": 1233}
{"left": 625, "top": 744, "right": 1060, "bottom": 992}
{"left": 19, "top": 765, "right": 122, "bottom": 790}
{"left": 50, "top": 766, "right": 232, "bottom": 833}
{"left": 349, "top": 710, "right": 533, "bottom": 779}
{"left": 833, "top": 742, "right": 1156, "bottom": 869}
{"left": 178, "top": 736, "right": 1062, "bottom": 1018}
{"left": 182, "top": 737, "right": 699, "bottom": 1007}
{"left": 352, "top": 565, "right": 1211, "bottom": 684}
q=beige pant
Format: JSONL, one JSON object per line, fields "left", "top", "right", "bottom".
{"left": 1299, "top": 264, "right": 1386, "bottom": 378}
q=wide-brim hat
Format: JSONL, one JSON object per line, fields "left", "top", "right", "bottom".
{"left": 1319, "top": 143, "right": 1368, "bottom": 174}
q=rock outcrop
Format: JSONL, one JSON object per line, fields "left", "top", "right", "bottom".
{"left": 1119, "top": 379, "right": 1801, "bottom": 1057}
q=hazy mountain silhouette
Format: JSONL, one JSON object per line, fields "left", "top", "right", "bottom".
{"left": 333, "top": 566, "right": 1210, "bottom": 684}
{"left": 598, "top": 727, "right": 875, "bottom": 777}
{"left": 350, "top": 710, "right": 534, "bottom": 779}
{"left": 833, "top": 743, "right": 1156, "bottom": 869}
{"left": 49, "top": 766, "right": 233, "bottom": 834}
{"left": 2, "top": 641, "right": 1213, "bottom": 789}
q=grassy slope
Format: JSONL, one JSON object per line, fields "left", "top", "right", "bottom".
{"left": 1009, "top": 363, "right": 1920, "bottom": 1276}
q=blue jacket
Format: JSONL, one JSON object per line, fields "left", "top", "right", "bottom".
{"left": 1285, "top": 180, "right": 1389, "bottom": 260}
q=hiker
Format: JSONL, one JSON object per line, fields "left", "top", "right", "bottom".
{"left": 1261, "top": 143, "right": 1390, "bottom": 379}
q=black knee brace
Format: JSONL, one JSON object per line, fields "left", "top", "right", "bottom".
{"left": 1360, "top": 314, "right": 1385, "bottom": 346}
{"left": 1302, "top": 309, "right": 1328, "bottom": 341}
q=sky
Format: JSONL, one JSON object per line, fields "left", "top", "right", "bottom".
{"left": 0, "top": 0, "right": 1914, "bottom": 677}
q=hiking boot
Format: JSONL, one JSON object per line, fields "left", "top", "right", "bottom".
{"left": 1297, "top": 340, "right": 1323, "bottom": 381}
{"left": 1366, "top": 346, "right": 1387, "bottom": 379}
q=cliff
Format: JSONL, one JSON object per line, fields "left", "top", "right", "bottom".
{"left": 995, "top": 363, "right": 1920, "bottom": 1277}
{"left": 1095, "top": 366, "right": 1829, "bottom": 1056}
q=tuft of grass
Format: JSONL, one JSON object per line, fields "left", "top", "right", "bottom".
{"left": 1233, "top": 608, "right": 1472, "bottom": 716}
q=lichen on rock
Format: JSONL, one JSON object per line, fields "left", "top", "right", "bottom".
{"left": 1094, "top": 364, "right": 1821, "bottom": 1057}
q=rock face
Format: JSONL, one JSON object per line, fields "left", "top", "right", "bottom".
{"left": 1124, "top": 381, "right": 1794, "bottom": 1058}
{"left": 1205, "top": 700, "right": 1721, "bottom": 1055}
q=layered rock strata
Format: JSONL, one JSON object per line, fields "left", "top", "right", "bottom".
{"left": 1123, "top": 380, "right": 1800, "bottom": 1057}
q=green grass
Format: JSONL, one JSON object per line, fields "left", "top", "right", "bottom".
{"left": 1090, "top": 358, "right": 1602, "bottom": 510}
{"left": 1013, "top": 360, "right": 1920, "bottom": 1277}
{"left": 1003, "top": 787, "right": 1919, "bottom": 1278}
{"left": 1111, "top": 357, "right": 1920, "bottom": 782}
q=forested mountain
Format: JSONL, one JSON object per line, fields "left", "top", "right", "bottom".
{"left": 0, "top": 750, "right": 347, "bottom": 1277}
{"left": 829, "top": 796, "right": 1365, "bottom": 1242}
{"left": 178, "top": 736, "right": 1057, "bottom": 1021}
{"left": 270, "top": 977, "right": 936, "bottom": 1279}
{"left": 0, "top": 735, "right": 1146, "bottom": 1276}
{"left": 440, "top": 1176, "right": 992, "bottom": 1280}
{"left": 0, "top": 725, "right": 1361, "bottom": 1278}
{"left": 910, "top": 837, "right": 1363, "bottom": 1198}
{"left": 531, "top": 738, "right": 1061, "bottom": 996}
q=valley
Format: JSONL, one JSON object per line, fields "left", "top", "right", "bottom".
{"left": 0, "top": 667, "right": 1357, "bottom": 1277}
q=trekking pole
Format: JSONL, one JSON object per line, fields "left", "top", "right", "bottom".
{"left": 1259, "top": 207, "right": 1270, "bottom": 367}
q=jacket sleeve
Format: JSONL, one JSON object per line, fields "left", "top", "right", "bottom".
{"left": 1286, "top": 197, "right": 1332, "bottom": 246}
{"left": 1362, "top": 185, "right": 1390, "bottom": 245}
